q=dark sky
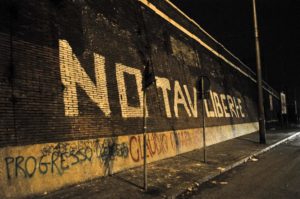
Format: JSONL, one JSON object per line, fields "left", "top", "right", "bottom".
{"left": 171, "top": 0, "right": 300, "bottom": 101}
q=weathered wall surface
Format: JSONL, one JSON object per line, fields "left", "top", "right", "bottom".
{"left": 0, "top": 123, "right": 258, "bottom": 198}
{"left": 0, "top": 0, "right": 279, "bottom": 198}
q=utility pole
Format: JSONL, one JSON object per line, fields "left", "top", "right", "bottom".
{"left": 143, "top": 90, "right": 147, "bottom": 191}
{"left": 198, "top": 75, "right": 210, "bottom": 163}
{"left": 142, "top": 64, "right": 155, "bottom": 191}
{"left": 252, "top": 0, "right": 266, "bottom": 144}
{"left": 201, "top": 77, "right": 207, "bottom": 163}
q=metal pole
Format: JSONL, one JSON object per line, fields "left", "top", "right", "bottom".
{"left": 201, "top": 77, "right": 207, "bottom": 163}
{"left": 143, "top": 90, "right": 147, "bottom": 191}
{"left": 252, "top": 0, "right": 266, "bottom": 144}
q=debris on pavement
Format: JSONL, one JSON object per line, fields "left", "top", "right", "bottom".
{"left": 217, "top": 167, "right": 226, "bottom": 171}
{"left": 250, "top": 157, "right": 259, "bottom": 162}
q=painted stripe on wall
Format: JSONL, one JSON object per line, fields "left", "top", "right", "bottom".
{"left": 138, "top": 0, "right": 279, "bottom": 99}
{"left": 165, "top": 0, "right": 255, "bottom": 73}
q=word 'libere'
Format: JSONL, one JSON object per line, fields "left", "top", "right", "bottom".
{"left": 59, "top": 40, "right": 245, "bottom": 119}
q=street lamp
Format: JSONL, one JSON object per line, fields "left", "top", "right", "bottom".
{"left": 252, "top": 0, "right": 266, "bottom": 144}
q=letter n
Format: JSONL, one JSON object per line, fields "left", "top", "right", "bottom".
{"left": 59, "top": 40, "right": 111, "bottom": 116}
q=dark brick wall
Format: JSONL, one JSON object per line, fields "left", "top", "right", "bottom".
{"left": 0, "top": 0, "right": 280, "bottom": 147}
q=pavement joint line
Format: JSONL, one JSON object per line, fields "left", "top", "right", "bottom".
{"left": 169, "top": 131, "right": 300, "bottom": 198}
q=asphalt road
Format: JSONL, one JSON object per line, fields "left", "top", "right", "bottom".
{"left": 179, "top": 135, "right": 300, "bottom": 199}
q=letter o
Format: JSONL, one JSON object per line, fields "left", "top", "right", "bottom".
{"left": 25, "top": 156, "right": 37, "bottom": 178}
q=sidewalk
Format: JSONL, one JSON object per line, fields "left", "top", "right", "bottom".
{"left": 38, "top": 128, "right": 300, "bottom": 199}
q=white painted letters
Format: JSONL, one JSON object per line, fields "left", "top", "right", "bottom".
{"left": 156, "top": 77, "right": 172, "bottom": 118}
{"left": 184, "top": 85, "right": 198, "bottom": 118}
{"left": 174, "top": 81, "right": 192, "bottom": 117}
{"left": 220, "top": 94, "right": 231, "bottom": 118}
{"left": 59, "top": 40, "right": 111, "bottom": 117}
{"left": 212, "top": 92, "right": 224, "bottom": 117}
{"left": 116, "top": 63, "right": 145, "bottom": 118}
{"left": 59, "top": 39, "right": 246, "bottom": 119}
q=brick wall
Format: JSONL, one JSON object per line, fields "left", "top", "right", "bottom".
{"left": 0, "top": 0, "right": 280, "bottom": 198}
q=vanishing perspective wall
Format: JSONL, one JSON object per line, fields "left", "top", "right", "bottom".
{"left": 0, "top": 0, "right": 280, "bottom": 198}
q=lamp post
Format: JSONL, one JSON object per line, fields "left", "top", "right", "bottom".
{"left": 252, "top": 0, "right": 266, "bottom": 144}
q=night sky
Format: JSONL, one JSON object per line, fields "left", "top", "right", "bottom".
{"left": 171, "top": 0, "right": 300, "bottom": 102}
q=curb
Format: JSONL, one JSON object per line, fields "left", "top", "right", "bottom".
{"left": 168, "top": 131, "right": 300, "bottom": 198}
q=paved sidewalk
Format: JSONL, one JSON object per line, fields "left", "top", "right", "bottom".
{"left": 37, "top": 128, "right": 300, "bottom": 199}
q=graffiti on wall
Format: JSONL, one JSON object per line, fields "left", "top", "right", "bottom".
{"left": 59, "top": 40, "right": 246, "bottom": 119}
{"left": 3, "top": 130, "right": 201, "bottom": 180}
{"left": 129, "top": 130, "right": 200, "bottom": 162}
{"left": 4, "top": 138, "right": 129, "bottom": 179}
{"left": 204, "top": 91, "right": 246, "bottom": 118}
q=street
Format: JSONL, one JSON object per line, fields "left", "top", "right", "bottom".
{"left": 179, "top": 135, "right": 300, "bottom": 199}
